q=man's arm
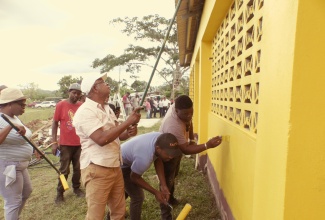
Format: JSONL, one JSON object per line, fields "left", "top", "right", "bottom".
{"left": 51, "top": 120, "right": 59, "bottom": 155}
{"left": 179, "top": 135, "right": 223, "bottom": 155}
{"left": 130, "top": 170, "right": 168, "bottom": 205}
{"left": 89, "top": 107, "right": 141, "bottom": 146}
{"left": 154, "top": 158, "right": 170, "bottom": 202}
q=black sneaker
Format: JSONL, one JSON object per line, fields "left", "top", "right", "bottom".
{"left": 73, "top": 188, "right": 85, "bottom": 197}
{"left": 55, "top": 193, "right": 64, "bottom": 204}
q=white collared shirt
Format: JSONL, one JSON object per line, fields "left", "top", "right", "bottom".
{"left": 73, "top": 98, "right": 121, "bottom": 169}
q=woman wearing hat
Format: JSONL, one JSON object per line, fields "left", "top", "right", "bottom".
{"left": 0, "top": 87, "right": 34, "bottom": 220}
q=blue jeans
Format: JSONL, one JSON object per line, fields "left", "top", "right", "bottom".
{"left": 122, "top": 167, "right": 144, "bottom": 220}
{"left": 0, "top": 160, "right": 32, "bottom": 220}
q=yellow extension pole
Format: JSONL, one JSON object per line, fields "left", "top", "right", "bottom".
{"left": 176, "top": 203, "right": 192, "bottom": 220}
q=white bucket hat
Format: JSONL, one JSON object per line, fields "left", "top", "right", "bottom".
{"left": 81, "top": 73, "right": 107, "bottom": 95}
{"left": 0, "top": 88, "right": 26, "bottom": 104}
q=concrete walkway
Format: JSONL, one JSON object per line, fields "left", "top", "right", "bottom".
{"left": 137, "top": 118, "right": 161, "bottom": 128}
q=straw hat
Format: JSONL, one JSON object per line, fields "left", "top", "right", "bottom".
{"left": 0, "top": 88, "right": 26, "bottom": 104}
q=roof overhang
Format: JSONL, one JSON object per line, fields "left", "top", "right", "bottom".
{"left": 175, "top": 0, "right": 204, "bottom": 67}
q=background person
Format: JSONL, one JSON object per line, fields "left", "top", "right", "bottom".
{"left": 144, "top": 98, "right": 151, "bottom": 119}
{"left": 162, "top": 97, "right": 170, "bottom": 117}
{"left": 150, "top": 97, "right": 157, "bottom": 118}
{"left": 120, "top": 132, "right": 182, "bottom": 220}
{"left": 159, "top": 95, "right": 222, "bottom": 220}
{"left": 0, "top": 88, "right": 37, "bottom": 219}
{"left": 130, "top": 93, "right": 139, "bottom": 110}
{"left": 73, "top": 73, "right": 141, "bottom": 220}
{"left": 122, "top": 92, "right": 131, "bottom": 116}
{"left": 51, "top": 83, "right": 84, "bottom": 204}
{"left": 158, "top": 98, "right": 164, "bottom": 118}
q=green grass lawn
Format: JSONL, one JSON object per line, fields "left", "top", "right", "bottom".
{"left": 0, "top": 109, "right": 220, "bottom": 220}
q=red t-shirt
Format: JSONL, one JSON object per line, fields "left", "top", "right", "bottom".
{"left": 53, "top": 100, "right": 82, "bottom": 146}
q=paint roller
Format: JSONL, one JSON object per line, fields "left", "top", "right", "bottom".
{"left": 176, "top": 203, "right": 192, "bottom": 220}
{"left": 1, "top": 114, "right": 69, "bottom": 190}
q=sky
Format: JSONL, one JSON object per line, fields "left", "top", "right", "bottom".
{"left": 0, "top": 0, "right": 176, "bottom": 90}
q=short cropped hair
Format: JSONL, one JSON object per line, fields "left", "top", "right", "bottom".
{"left": 175, "top": 95, "right": 193, "bottom": 110}
{"left": 155, "top": 133, "right": 177, "bottom": 148}
{"left": 155, "top": 133, "right": 182, "bottom": 156}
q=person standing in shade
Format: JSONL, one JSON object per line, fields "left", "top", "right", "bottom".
{"left": 73, "top": 73, "right": 141, "bottom": 220}
{"left": 51, "top": 83, "right": 85, "bottom": 204}
{"left": 159, "top": 95, "right": 223, "bottom": 220}
{"left": 0, "top": 88, "right": 37, "bottom": 219}
{"left": 120, "top": 132, "right": 182, "bottom": 220}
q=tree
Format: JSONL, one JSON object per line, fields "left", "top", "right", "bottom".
{"left": 57, "top": 75, "right": 82, "bottom": 98}
{"left": 19, "top": 82, "right": 39, "bottom": 100}
{"left": 92, "top": 14, "right": 189, "bottom": 99}
{"left": 130, "top": 80, "right": 147, "bottom": 92}
{"left": 56, "top": 75, "right": 120, "bottom": 98}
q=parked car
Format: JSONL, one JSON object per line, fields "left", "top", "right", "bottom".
{"left": 27, "top": 101, "right": 41, "bottom": 108}
{"left": 35, "top": 101, "right": 56, "bottom": 108}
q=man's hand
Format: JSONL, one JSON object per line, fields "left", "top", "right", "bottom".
{"left": 127, "top": 107, "right": 142, "bottom": 125}
{"left": 205, "top": 136, "right": 222, "bottom": 149}
{"left": 160, "top": 185, "right": 170, "bottom": 203}
{"left": 51, "top": 143, "right": 60, "bottom": 156}
{"left": 127, "top": 124, "right": 138, "bottom": 137}
{"left": 154, "top": 190, "right": 169, "bottom": 205}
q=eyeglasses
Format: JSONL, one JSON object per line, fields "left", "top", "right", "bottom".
{"left": 94, "top": 81, "right": 109, "bottom": 87}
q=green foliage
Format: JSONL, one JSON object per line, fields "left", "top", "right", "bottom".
{"left": 130, "top": 80, "right": 148, "bottom": 92}
{"left": 92, "top": 14, "right": 189, "bottom": 99}
{"left": 57, "top": 75, "right": 82, "bottom": 98}
{"left": 106, "top": 76, "right": 119, "bottom": 94}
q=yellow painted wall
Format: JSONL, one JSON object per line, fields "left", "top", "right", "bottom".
{"left": 284, "top": 0, "right": 325, "bottom": 218}
{"left": 189, "top": 0, "right": 325, "bottom": 219}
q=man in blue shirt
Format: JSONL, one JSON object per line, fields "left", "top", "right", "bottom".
{"left": 121, "top": 132, "right": 182, "bottom": 220}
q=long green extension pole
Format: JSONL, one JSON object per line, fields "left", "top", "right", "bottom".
{"left": 139, "top": 0, "right": 182, "bottom": 107}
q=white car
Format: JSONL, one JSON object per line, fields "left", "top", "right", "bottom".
{"left": 35, "top": 101, "right": 56, "bottom": 108}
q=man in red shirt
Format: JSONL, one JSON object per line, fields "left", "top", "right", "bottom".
{"left": 51, "top": 83, "right": 85, "bottom": 204}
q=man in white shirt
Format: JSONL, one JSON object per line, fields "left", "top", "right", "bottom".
{"left": 73, "top": 73, "right": 141, "bottom": 220}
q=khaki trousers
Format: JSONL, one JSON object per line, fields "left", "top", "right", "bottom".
{"left": 81, "top": 164, "right": 125, "bottom": 220}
